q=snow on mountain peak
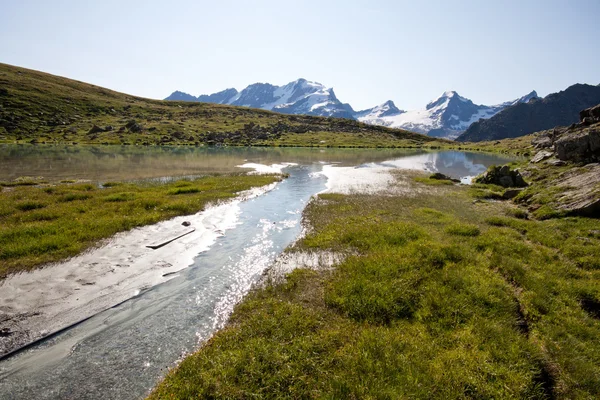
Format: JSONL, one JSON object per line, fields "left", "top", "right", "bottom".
{"left": 358, "top": 89, "right": 538, "bottom": 140}
{"left": 166, "top": 81, "right": 538, "bottom": 141}
{"left": 354, "top": 100, "right": 404, "bottom": 120}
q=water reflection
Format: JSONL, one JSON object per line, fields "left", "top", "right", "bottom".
{"left": 376, "top": 151, "right": 514, "bottom": 181}
{"left": 0, "top": 145, "right": 426, "bottom": 182}
{"left": 0, "top": 145, "right": 517, "bottom": 183}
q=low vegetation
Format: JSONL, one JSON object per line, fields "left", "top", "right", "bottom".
{"left": 0, "top": 63, "right": 449, "bottom": 148}
{"left": 150, "top": 172, "right": 600, "bottom": 399}
{"left": 0, "top": 174, "right": 280, "bottom": 278}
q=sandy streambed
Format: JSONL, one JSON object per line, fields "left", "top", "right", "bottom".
{"left": 0, "top": 182, "right": 278, "bottom": 357}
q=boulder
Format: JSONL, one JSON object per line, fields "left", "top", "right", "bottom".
{"left": 474, "top": 165, "right": 528, "bottom": 188}
{"left": 554, "top": 163, "right": 600, "bottom": 216}
{"left": 503, "top": 188, "right": 525, "bottom": 199}
{"left": 125, "top": 120, "right": 144, "bottom": 133}
{"left": 579, "top": 104, "right": 600, "bottom": 123}
{"left": 429, "top": 172, "right": 460, "bottom": 182}
{"left": 88, "top": 125, "right": 105, "bottom": 134}
{"left": 555, "top": 129, "right": 600, "bottom": 162}
{"left": 531, "top": 150, "right": 553, "bottom": 163}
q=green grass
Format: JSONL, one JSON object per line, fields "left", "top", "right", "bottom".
{"left": 150, "top": 174, "right": 600, "bottom": 399}
{"left": 0, "top": 174, "right": 280, "bottom": 278}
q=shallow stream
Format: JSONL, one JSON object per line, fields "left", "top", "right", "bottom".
{"left": 0, "top": 146, "right": 515, "bottom": 399}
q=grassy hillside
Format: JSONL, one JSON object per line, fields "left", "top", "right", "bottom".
{"left": 0, "top": 63, "right": 444, "bottom": 148}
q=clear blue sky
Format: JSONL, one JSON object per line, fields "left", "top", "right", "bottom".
{"left": 1, "top": 0, "right": 599, "bottom": 110}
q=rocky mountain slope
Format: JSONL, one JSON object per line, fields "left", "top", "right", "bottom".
{"left": 168, "top": 82, "right": 537, "bottom": 140}
{"left": 356, "top": 91, "right": 538, "bottom": 140}
{"left": 456, "top": 84, "right": 600, "bottom": 142}
{"left": 166, "top": 79, "right": 355, "bottom": 119}
{"left": 0, "top": 63, "right": 438, "bottom": 147}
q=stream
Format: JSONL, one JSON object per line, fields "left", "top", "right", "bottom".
{"left": 0, "top": 147, "right": 515, "bottom": 399}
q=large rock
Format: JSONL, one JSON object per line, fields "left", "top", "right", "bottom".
{"left": 580, "top": 104, "right": 600, "bottom": 123}
{"left": 88, "top": 125, "right": 105, "bottom": 134}
{"left": 531, "top": 150, "right": 553, "bottom": 163}
{"left": 555, "top": 128, "right": 600, "bottom": 162}
{"left": 475, "top": 165, "right": 528, "bottom": 188}
{"left": 554, "top": 163, "right": 600, "bottom": 216}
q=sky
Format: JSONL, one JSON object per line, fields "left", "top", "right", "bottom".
{"left": 1, "top": 0, "right": 599, "bottom": 110}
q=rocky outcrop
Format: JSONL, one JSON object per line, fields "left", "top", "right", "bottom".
{"left": 530, "top": 150, "right": 553, "bottom": 163}
{"left": 554, "top": 163, "right": 600, "bottom": 216}
{"left": 530, "top": 104, "right": 600, "bottom": 163}
{"left": 88, "top": 125, "right": 104, "bottom": 134}
{"left": 580, "top": 104, "right": 600, "bottom": 121}
{"left": 555, "top": 129, "right": 600, "bottom": 162}
{"left": 475, "top": 165, "right": 527, "bottom": 188}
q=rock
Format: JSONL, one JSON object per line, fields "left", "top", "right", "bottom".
{"left": 125, "top": 120, "right": 144, "bottom": 133}
{"left": 88, "top": 125, "right": 105, "bottom": 134}
{"left": 499, "top": 176, "right": 514, "bottom": 187}
{"left": 532, "top": 133, "right": 554, "bottom": 149}
{"left": 553, "top": 163, "right": 600, "bottom": 216}
{"left": 531, "top": 150, "right": 553, "bottom": 163}
{"left": 429, "top": 172, "right": 460, "bottom": 182}
{"left": 582, "top": 117, "right": 594, "bottom": 126}
{"left": 546, "top": 159, "right": 566, "bottom": 166}
{"left": 579, "top": 104, "right": 600, "bottom": 123}
{"left": 503, "top": 188, "right": 524, "bottom": 199}
{"left": 474, "top": 165, "right": 528, "bottom": 188}
{"left": 181, "top": 221, "right": 191, "bottom": 227}
{"left": 555, "top": 129, "right": 600, "bottom": 162}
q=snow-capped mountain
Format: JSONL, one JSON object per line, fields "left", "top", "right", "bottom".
{"left": 197, "top": 88, "right": 239, "bottom": 104}
{"left": 166, "top": 79, "right": 354, "bottom": 119}
{"left": 354, "top": 100, "right": 404, "bottom": 119}
{"left": 355, "top": 90, "right": 539, "bottom": 140}
{"left": 166, "top": 81, "right": 538, "bottom": 140}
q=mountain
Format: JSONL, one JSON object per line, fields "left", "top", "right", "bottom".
{"left": 456, "top": 84, "right": 600, "bottom": 142}
{"left": 0, "top": 62, "right": 437, "bottom": 148}
{"left": 354, "top": 100, "right": 405, "bottom": 119}
{"left": 168, "top": 82, "right": 537, "bottom": 140}
{"left": 197, "top": 88, "right": 239, "bottom": 104}
{"left": 165, "top": 90, "right": 198, "bottom": 102}
{"left": 167, "top": 79, "right": 354, "bottom": 119}
{"left": 355, "top": 91, "right": 539, "bottom": 140}
{"left": 165, "top": 88, "right": 239, "bottom": 104}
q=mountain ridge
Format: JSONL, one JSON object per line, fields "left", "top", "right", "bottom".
{"left": 167, "top": 82, "right": 538, "bottom": 139}
{"left": 456, "top": 84, "right": 600, "bottom": 142}
{"left": 0, "top": 62, "right": 441, "bottom": 148}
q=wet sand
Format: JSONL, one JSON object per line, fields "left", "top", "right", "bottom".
{"left": 0, "top": 181, "right": 278, "bottom": 358}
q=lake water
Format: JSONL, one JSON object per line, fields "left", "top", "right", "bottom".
{"left": 0, "top": 144, "right": 515, "bottom": 183}
{"left": 0, "top": 145, "right": 515, "bottom": 400}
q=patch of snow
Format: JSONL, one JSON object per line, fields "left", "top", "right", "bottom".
{"left": 237, "top": 163, "right": 298, "bottom": 174}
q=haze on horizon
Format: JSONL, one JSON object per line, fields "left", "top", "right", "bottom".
{"left": 1, "top": 0, "right": 599, "bottom": 110}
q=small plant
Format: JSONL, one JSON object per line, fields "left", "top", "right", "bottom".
{"left": 505, "top": 208, "right": 529, "bottom": 219}
{"left": 15, "top": 201, "right": 47, "bottom": 211}
{"left": 169, "top": 187, "right": 201, "bottom": 195}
